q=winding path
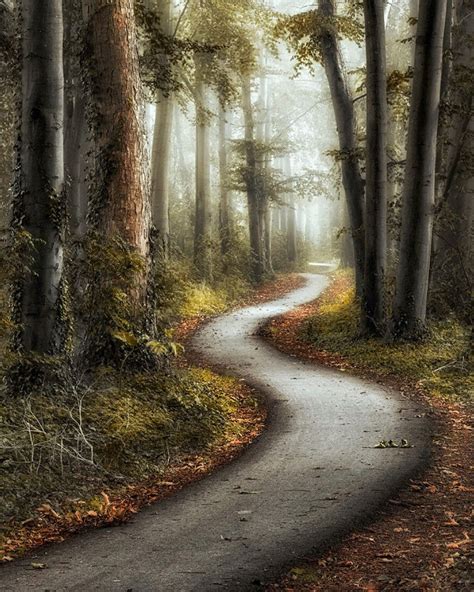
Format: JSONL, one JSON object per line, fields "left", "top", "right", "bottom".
{"left": 1, "top": 274, "right": 431, "bottom": 591}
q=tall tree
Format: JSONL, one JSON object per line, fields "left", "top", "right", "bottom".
{"left": 284, "top": 156, "right": 297, "bottom": 265}
{"left": 150, "top": 0, "right": 174, "bottom": 255}
{"left": 193, "top": 51, "right": 213, "bottom": 281}
{"left": 82, "top": 0, "right": 151, "bottom": 358}
{"left": 242, "top": 72, "right": 264, "bottom": 283}
{"left": 391, "top": 0, "right": 448, "bottom": 339}
{"left": 13, "top": 0, "right": 67, "bottom": 354}
{"left": 318, "top": 0, "right": 365, "bottom": 296}
{"left": 218, "top": 104, "right": 232, "bottom": 260}
{"left": 432, "top": 0, "right": 473, "bottom": 320}
{"left": 64, "top": 0, "right": 88, "bottom": 242}
{"left": 361, "top": 0, "right": 388, "bottom": 335}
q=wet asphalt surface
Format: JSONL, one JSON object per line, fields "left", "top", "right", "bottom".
{"left": 0, "top": 274, "right": 431, "bottom": 591}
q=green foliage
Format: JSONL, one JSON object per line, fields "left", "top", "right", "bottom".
{"left": 77, "top": 233, "right": 158, "bottom": 369}
{"left": 302, "top": 272, "right": 473, "bottom": 403}
{"left": 274, "top": 8, "right": 364, "bottom": 75}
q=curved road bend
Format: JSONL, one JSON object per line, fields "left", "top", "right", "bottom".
{"left": 1, "top": 273, "right": 431, "bottom": 591}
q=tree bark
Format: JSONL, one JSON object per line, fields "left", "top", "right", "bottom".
{"left": 83, "top": 0, "right": 150, "bottom": 258}
{"left": 242, "top": 73, "right": 264, "bottom": 283}
{"left": 391, "top": 0, "right": 448, "bottom": 339}
{"left": 14, "top": 0, "right": 66, "bottom": 354}
{"left": 318, "top": 0, "right": 365, "bottom": 297}
{"left": 361, "top": 0, "right": 388, "bottom": 335}
{"left": 284, "top": 157, "right": 297, "bottom": 265}
{"left": 431, "top": 0, "right": 473, "bottom": 320}
{"left": 193, "top": 52, "right": 213, "bottom": 281}
{"left": 64, "top": 0, "right": 88, "bottom": 242}
{"left": 218, "top": 104, "right": 232, "bottom": 260}
{"left": 150, "top": 0, "right": 173, "bottom": 254}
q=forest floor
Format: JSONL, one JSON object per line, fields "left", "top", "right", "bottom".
{"left": 263, "top": 272, "right": 473, "bottom": 592}
{"left": 0, "top": 273, "right": 303, "bottom": 563}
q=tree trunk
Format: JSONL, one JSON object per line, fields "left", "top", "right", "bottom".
{"left": 284, "top": 157, "right": 297, "bottom": 265}
{"left": 82, "top": 0, "right": 151, "bottom": 366}
{"left": 13, "top": 0, "right": 66, "bottom": 354}
{"left": 318, "top": 0, "right": 365, "bottom": 297}
{"left": 431, "top": 0, "right": 473, "bottom": 321}
{"left": 64, "top": 0, "right": 88, "bottom": 242}
{"left": 361, "top": 0, "right": 388, "bottom": 335}
{"left": 391, "top": 0, "right": 448, "bottom": 339}
{"left": 242, "top": 74, "right": 264, "bottom": 283}
{"left": 193, "top": 52, "right": 213, "bottom": 281}
{"left": 218, "top": 104, "right": 232, "bottom": 260}
{"left": 150, "top": 0, "right": 173, "bottom": 254}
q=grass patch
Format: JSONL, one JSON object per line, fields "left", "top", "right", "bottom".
{"left": 0, "top": 366, "right": 257, "bottom": 530}
{"left": 302, "top": 271, "right": 473, "bottom": 403}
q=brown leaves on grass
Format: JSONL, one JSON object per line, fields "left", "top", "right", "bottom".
{"left": 1, "top": 382, "right": 266, "bottom": 563}
{"left": 265, "top": 275, "right": 473, "bottom": 592}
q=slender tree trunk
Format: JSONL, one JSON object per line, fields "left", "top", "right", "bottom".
{"left": 391, "top": 0, "right": 448, "bottom": 339}
{"left": 193, "top": 52, "right": 213, "bottom": 281}
{"left": 242, "top": 74, "right": 264, "bottom": 283}
{"left": 263, "top": 80, "right": 274, "bottom": 275}
{"left": 256, "top": 69, "right": 268, "bottom": 272}
{"left": 13, "top": 0, "right": 66, "bottom": 354}
{"left": 218, "top": 104, "right": 232, "bottom": 260}
{"left": 150, "top": 0, "right": 173, "bottom": 254}
{"left": 318, "top": 0, "right": 365, "bottom": 297}
{"left": 284, "top": 157, "right": 297, "bottom": 265}
{"left": 64, "top": 0, "right": 88, "bottom": 242}
{"left": 362, "top": 0, "right": 388, "bottom": 335}
{"left": 431, "top": 0, "right": 473, "bottom": 320}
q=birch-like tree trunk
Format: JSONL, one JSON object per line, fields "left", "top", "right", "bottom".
{"left": 284, "top": 156, "right": 297, "bottom": 265}
{"left": 361, "top": 0, "right": 388, "bottom": 335}
{"left": 218, "top": 104, "right": 232, "bottom": 259}
{"left": 15, "top": 0, "right": 66, "bottom": 354}
{"left": 392, "top": 0, "right": 448, "bottom": 339}
{"left": 318, "top": 0, "right": 365, "bottom": 296}
{"left": 150, "top": 0, "right": 173, "bottom": 254}
{"left": 242, "top": 74, "right": 264, "bottom": 283}
{"left": 193, "top": 52, "right": 213, "bottom": 281}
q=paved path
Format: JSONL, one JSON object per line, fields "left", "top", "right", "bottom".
{"left": 1, "top": 274, "right": 431, "bottom": 591}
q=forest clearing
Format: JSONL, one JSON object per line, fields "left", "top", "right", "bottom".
{"left": 0, "top": 0, "right": 472, "bottom": 590}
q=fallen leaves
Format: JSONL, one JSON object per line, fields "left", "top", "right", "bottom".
{"left": 0, "top": 381, "right": 266, "bottom": 563}
{"left": 264, "top": 274, "right": 473, "bottom": 592}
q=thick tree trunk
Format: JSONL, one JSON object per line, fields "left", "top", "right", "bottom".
{"left": 193, "top": 52, "right": 213, "bottom": 281}
{"left": 83, "top": 0, "right": 150, "bottom": 259}
{"left": 318, "top": 0, "right": 365, "bottom": 297}
{"left": 14, "top": 0, "right": 66, "bottom": 354}
{"left": 242, "top": 74, "right": 264, "bottom": 283}
{"left": 218, "top": 104, "right": 232, "bottom": 260}
{"left": 150, "top": 0, "right": 173, "bottom": 254}
{"left": 392, "top": 0, "right": 448, "bottom": 339}
{"left": 82, "top": 0, "right": 152, "bottom": 368}
{"left": 361, "top": 0, "right": 388, "bottom": 335}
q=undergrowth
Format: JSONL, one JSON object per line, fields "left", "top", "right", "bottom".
{"left": 0, "top": 366, "right": 253, "bottom": 527}
{"left": 302, "top": 271, "right": 473, "bottom": 403}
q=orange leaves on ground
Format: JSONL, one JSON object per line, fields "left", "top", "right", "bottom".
{"left": 1, "top": 381, "right": 266, "bottom": 563}
{"left": 265, "top": 275, "right": 473, "bottom": 592}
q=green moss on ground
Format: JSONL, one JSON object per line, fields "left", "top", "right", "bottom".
{"left": 302, "top": 272, "right": 473, "bottom": 403}
{"left": 0, "top": 367, "right": 253, "bottom": 527}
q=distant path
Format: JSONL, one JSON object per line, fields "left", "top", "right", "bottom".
{"left": 1, "top": 274, "right": 431, "bottom": 591}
